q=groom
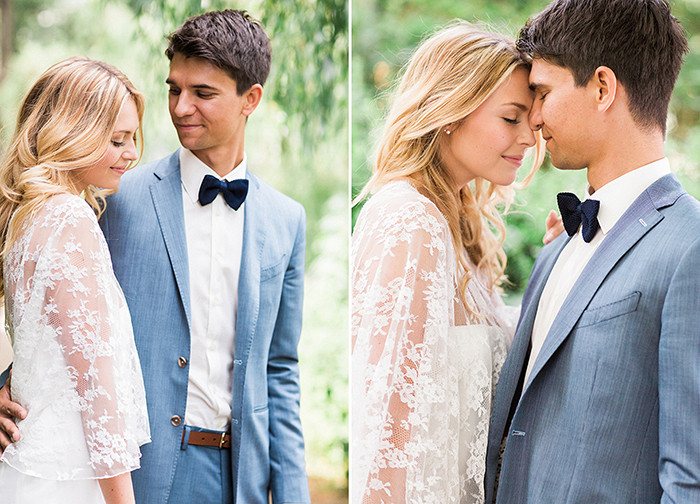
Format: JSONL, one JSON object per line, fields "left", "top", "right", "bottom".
{"left": 485, "top": 0, "right": 700, "bottom": 502}
{"left": 0, "top": 9, "right": 310, "bottom": 504}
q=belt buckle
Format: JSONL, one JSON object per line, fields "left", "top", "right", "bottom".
{"left": 219, "top": 432, "right": 226, "bottom": 449}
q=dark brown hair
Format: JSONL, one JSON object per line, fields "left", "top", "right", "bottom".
{"left": 166, "top": 9, "right": 271, "bottom": 95}
{"left": 517, "top": 0, "right": 688, "bottom": 134}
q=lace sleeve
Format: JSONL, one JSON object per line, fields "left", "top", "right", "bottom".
{"left": 351, "top": 186, "right": 457, "bottom": 503}
{"left": 2, "top": 195, "right": 148, "bottom": 479}
{"left": 46, "top": 207, "right": 138, "bottom": 476}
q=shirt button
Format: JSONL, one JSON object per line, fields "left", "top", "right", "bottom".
{"left": 178, "top": 357, "right": 187, "bottom": 368}
{"left": 171, "top": 415, "right": 182, "bottom": 427}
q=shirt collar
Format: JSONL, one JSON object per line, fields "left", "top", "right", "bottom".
{"left": 180, "top": 148, "right": 247, "bottom": 204}
{"left": 586, "top": 158, "right": 670, "bottom": 235}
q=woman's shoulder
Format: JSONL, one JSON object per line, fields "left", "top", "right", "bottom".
{"left": 353, "top": 180, "right": 451, "bottom": 255}
{"left": 31, "top": 193, "right": 99, "bottom": 239}
{"left": 359, "top": 180, "right": 447, "bottom": 227}
{"left": 41, "top": 193, "right": 96, "bottom": 219}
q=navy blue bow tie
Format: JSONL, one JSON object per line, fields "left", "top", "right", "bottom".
{"left": 198, "top": 174, "right": 249, "bottom": 210}
{"left": 557, "top": 192, "right": 600, "bottom": 243}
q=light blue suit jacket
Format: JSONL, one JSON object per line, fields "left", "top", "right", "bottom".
{"left": 99, "top": 151, "right": 310, "bottom": 504}
{"left": 485, "top": 174, "right": 700, "bottom": 503}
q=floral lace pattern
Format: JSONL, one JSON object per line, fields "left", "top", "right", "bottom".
{"left": 1, "top": 193, "right": 150, "bottom": 480}
{"left": 351, "top": 181, "right": 518, "bottom": 503}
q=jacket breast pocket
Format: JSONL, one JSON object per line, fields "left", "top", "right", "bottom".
{"left": 260, "top": 253, "right": 287, "bottom": 282}
{"left": 578, "top": 291, "right": 642, "bottom": 328}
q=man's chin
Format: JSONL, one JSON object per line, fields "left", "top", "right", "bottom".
{"left": 549, "top": 154, "right": 586, "bottom": 171}
{"left": 177, "top": 136, "right": 203, "bottom": 152}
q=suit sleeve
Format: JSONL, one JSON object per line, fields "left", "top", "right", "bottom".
{"left": 659, "top": 235, "right": 700, "bottom": 502}
{"left": 267, "top": 203, "right": 311, "bottom": 504}
{"left": 0, "top": 365, "right": 10, "bottom": 387}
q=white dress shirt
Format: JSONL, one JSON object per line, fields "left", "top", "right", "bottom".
{"left": 180, "top": 148, "right": 245, "bottom": 430}
{"left": 524, "top": 158, "right": 671, "bottom": 384}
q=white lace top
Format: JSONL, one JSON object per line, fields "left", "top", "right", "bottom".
{"left": 1, "top": 193, "right": 150, "bottom": 480}
{"left": 351, "top": 181, "right": 518, "bottom": 503}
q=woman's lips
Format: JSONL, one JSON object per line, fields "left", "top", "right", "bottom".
{"left": 503, "top": 155, "right": 524, "bottom": 167}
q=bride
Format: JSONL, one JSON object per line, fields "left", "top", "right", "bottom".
{"left": 351, "top": 22, "right": 552, "bottom": 503}
{"left": 0, "top": 57, "right": 150, "bottom": 503}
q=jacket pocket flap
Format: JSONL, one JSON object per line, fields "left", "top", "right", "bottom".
{"left": 578, "top": 291, "right": 642, "bottom": 328}
{"left": 260, "top": 253, "right": 288, "bottom": 281}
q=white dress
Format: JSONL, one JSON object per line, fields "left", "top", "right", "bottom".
{"left": 0, "top": 193, "right": 151, "bottom": 503}
{"left": 351, "top": 181, "right": 518, "bottom": 504}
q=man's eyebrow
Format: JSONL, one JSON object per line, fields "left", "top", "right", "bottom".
{"left": 529, "top": 82, "right": 543, "bottom": 92}
{"left": 165, "top": 79, "right": 219, "bottom": 91}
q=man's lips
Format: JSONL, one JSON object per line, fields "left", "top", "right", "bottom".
{"left": 176, "top": 123, "right": 201, "bottom": 132}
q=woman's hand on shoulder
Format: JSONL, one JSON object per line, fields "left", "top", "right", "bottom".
{"left": 543, "top": 210, "right": 564, "bottom": 245}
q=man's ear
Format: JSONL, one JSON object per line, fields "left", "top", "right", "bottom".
{"left": 242, "top": 84, "right": 263, "bottom": 117}
{"left": 592, "top": 66, "right": 617, "bottom": 113}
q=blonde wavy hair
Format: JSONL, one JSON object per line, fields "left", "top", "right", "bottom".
{"left": 0, "top": 57, "right": 145, "bottom": 297}
{"left": 356, "top": 21, "right": 544, "bottom": 308}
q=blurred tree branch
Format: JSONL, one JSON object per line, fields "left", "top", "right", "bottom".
{"left": 0, "top": 0, "right": 12, "bottom": 83}
{"left": 117, "top": 0, "right": 347, "bottom": 153}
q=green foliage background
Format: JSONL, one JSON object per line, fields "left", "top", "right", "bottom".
{"left": 0, "top": 0, "right": 348, "bottom": 496}
{"left": 352, "top": 0, "right": 700, "bottom": 300}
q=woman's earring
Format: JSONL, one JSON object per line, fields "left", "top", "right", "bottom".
{"left": 444, "top": 128, "right": 451, "bottom": 135}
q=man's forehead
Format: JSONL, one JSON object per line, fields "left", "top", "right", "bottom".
{"left": 167, "top": 53, "right": 236, "bottom": 85}
{"left": 528, "top": 59, "right": 571, "bottom": 87}
{"left": 529, "top": 59, "right": 552, "bottom": 82}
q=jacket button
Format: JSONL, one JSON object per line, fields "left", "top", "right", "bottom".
{"left": 171, "top": 415, "right": 182, "bottom": 426}
{"left": 178, "top": 357, "right": 187, "bottom": 368}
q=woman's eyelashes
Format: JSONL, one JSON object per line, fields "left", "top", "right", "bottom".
{"left": 111, "top": 134, "right": 136, "bottom": 148}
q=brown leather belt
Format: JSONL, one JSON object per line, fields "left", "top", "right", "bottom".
{"left": 182, "top": 429, "right": 231, "bottom": 449}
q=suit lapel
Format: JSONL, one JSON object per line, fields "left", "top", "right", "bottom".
{"left": 506, "top": 236, "right": 568, "bottom": 389}
{"left": 492, "top": 235, "right": 569, "bottom": 424}
{"left": 149, "top": 152, "right": 191, "bottom": 329}
{"left": 487, "top": 234, "right": 569, "bottom": 478}
{"left": 522, "top": 176, "right": 683, "bottom": 389}
{"left": 232, "top": 172, "right": 265, "bottom": 398}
